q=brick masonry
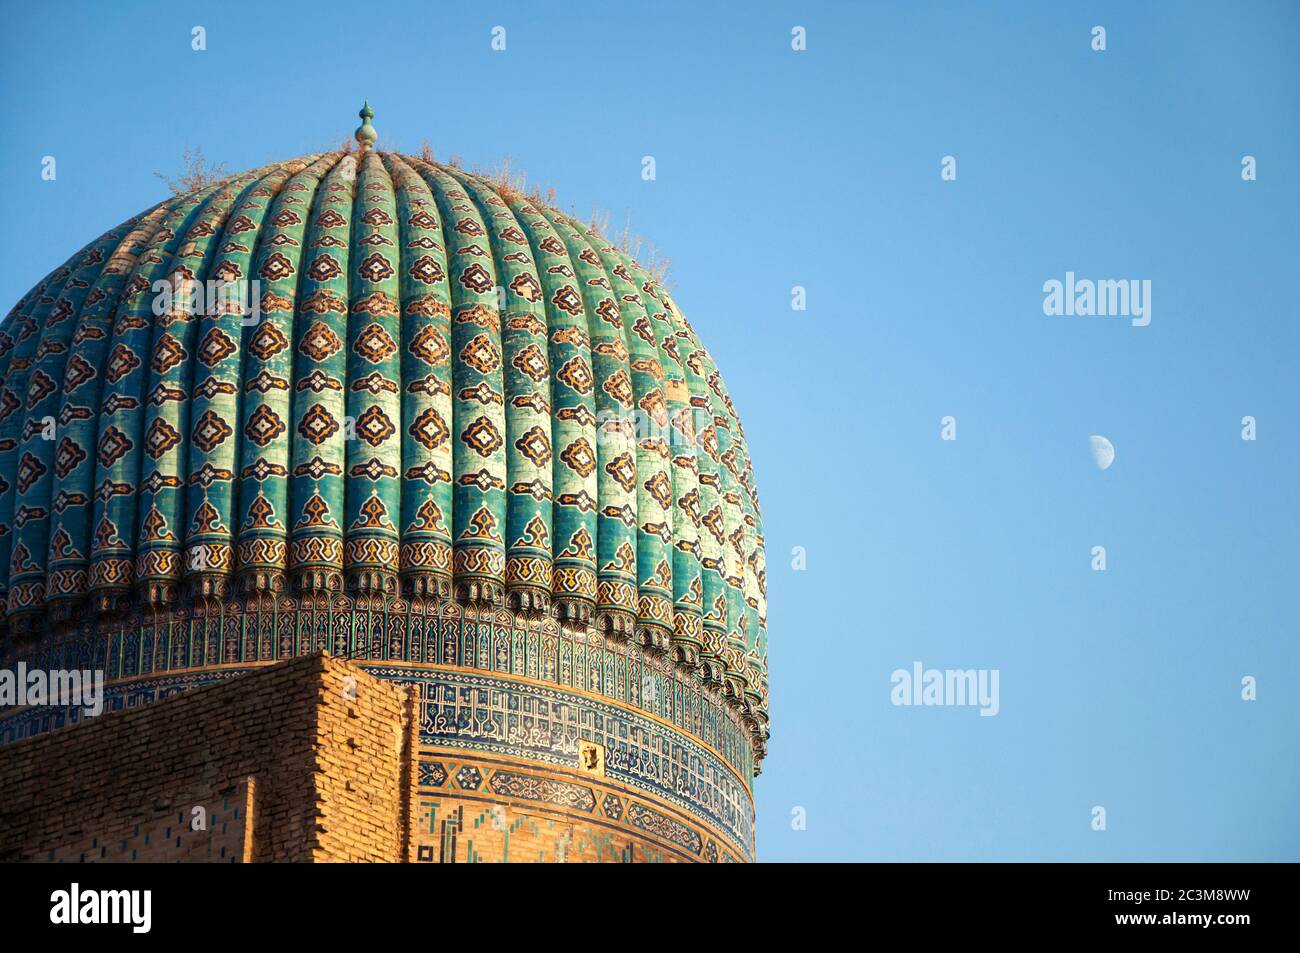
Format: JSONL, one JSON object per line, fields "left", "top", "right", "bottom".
{"left": 0, "top": 655, "right": 416, "bottom": 862}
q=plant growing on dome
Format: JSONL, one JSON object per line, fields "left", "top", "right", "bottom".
{"left": 153, "top": 145, "right": 229, "bottom": 195}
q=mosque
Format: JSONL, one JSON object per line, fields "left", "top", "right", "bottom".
{"left": 0, "top": 106, "right": 767, "bottom": 863}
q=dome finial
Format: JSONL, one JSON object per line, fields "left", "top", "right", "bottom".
{"left": 355, "top": 101, "right": 377, "bottom": 151}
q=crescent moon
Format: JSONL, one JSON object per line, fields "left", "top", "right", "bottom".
{"left": 1089, "top": 435, "right": 1115, "bottom": 471}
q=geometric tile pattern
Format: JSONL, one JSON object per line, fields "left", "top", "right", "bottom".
{"left": 0, "top": 113, "right": 770, "bottom": 865}
{"left": 404, "top": 669, "right": 754, "bottom": 856}
{"left": 0, "top": 139, "right": 766, "bottom": 747}
{"left": 415, "top": 752, "right": 743, "bottom": 863}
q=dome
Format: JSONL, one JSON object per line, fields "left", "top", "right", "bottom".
{"left": 0, "top": 114, "right": 768, "bottom": 761}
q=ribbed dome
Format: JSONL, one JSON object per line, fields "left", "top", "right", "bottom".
{"left": 0, "top": 142, "right": 768, "bottom": 749}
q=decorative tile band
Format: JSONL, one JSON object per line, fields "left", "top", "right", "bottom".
{"left": 414, "top": 751, "right": 746, "bottom": 863}
{"left": 0, "top": 602, "right": 756, "bottom": 785}
{"left": 365, "top": 667, "right": 754, "bottom": 857}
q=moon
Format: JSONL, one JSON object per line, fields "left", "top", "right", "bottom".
{"left": 1089, "top": 435, "right": 1115, "bottom": 471}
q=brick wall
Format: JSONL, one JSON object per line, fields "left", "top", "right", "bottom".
{"left": 310, "top": 659, "right": 417, "bottom": 862}
{"left": 0, "top": 654, "right": 417, "bottom": 863}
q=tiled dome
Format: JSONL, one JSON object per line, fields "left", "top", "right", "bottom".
{"left": 0, "top": 118, "right": 768, "bottom": 750}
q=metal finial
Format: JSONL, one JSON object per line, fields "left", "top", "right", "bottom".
{"left": 355, "top": 101, "right": 377, "bottom": 150}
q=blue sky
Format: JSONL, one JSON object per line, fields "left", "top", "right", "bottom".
{"left": 2, "top": 1, "right": 1297, "bottom": 861}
